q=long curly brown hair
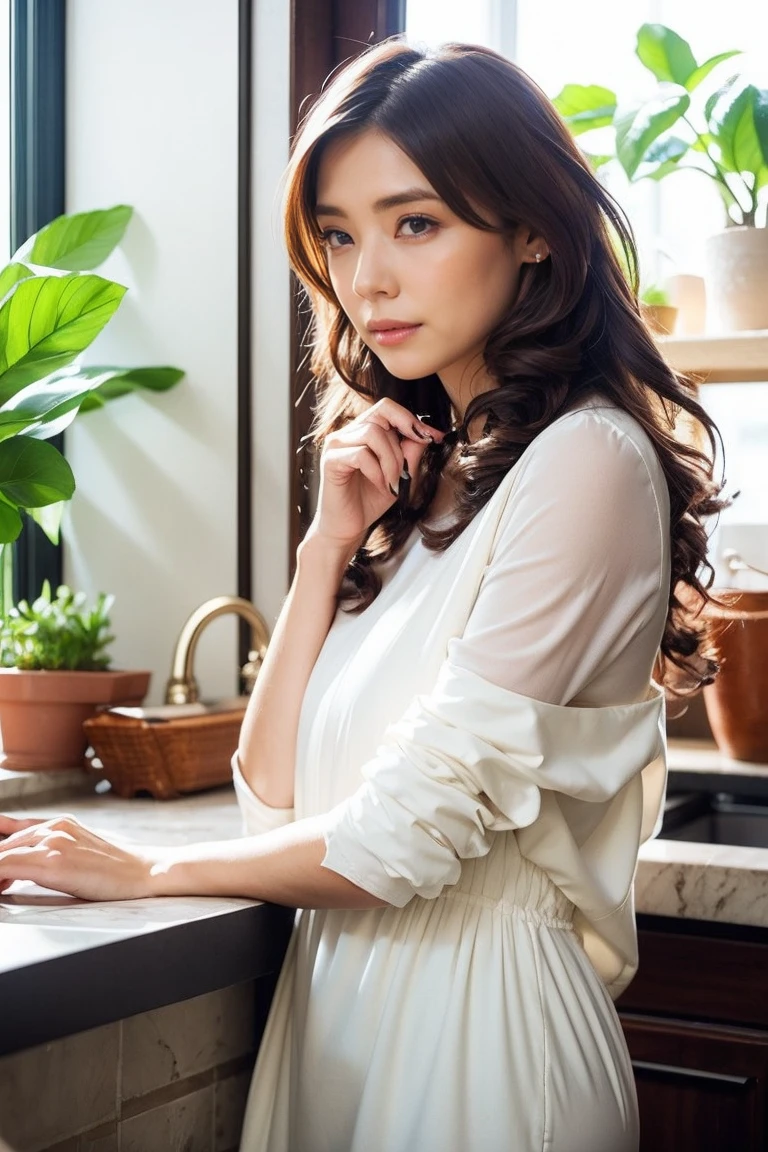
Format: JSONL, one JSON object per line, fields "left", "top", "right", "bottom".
{"left": 282, "top": 37, "right": 733, "bottom": 702}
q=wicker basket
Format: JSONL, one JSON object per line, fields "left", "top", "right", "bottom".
{"left": 83, "top": 708, "right": 245, "bottom": 799}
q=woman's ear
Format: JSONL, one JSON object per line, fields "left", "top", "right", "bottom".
{"left": 518, "top": 228, "right": 550, "bottom": 265}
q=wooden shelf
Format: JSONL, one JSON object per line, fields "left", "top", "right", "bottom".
{"left": 657, "top": 330, "right": 768, "bottom": 383}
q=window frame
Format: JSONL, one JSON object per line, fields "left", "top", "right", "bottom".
{"left": 9, "top": 0, "right": 66, "bottom": 603}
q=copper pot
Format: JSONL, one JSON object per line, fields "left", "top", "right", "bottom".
{"left": 702, "top": 557, "right": 768, "bottom": 762}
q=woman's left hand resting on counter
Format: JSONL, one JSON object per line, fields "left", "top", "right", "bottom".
{"left": 0, "top": 812, "right": 386, "bottom": 908}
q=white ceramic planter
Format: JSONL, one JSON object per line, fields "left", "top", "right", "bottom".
{"left": 704, "top": 226, "right": 768, "bottom": 332}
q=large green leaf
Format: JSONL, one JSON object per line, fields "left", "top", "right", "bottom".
{"left": 615, "top": 85, "right": 690, "bottom": 179}
{"left": 551, "top": 85, "right": 617, "bottom": 135}
{"left": 0, "top": 263, "right": 34, "bottom": 305}
{"left": 686, "top": 51, "right": 742, "bottom": 93}
{"left": 25, "top": 206, "right": 133, "bottom": 271}
{"left": 0, "top": 377, "right": 99, "bottom": 442}
{"left": 0, "top": 437, "right": 75, "bottom": 509}
{"left": 75, "top": 365, "right": 185, "bottom": 411}
{"left": 636, "top": 24, "right": 697, "bottom": 86}
{"left": 0, "top": 274, "right": 127, "bottom": 403}
{"left": 709, "top": 81, "right": 763, "bottom": 176}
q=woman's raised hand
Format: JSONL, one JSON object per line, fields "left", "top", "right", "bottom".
{"left": 310, "top": 399, "right": 445, "bottom": 552}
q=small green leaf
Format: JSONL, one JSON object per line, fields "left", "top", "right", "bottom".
{"left": 25, "top": 206, "right": 133, "bottom": 272}
{"left": 582, "top": 153, "right": 614, "bottom": 171}
{"left": 0, "top": 274, "right": 127, "bottom": 402}
{"left": 551, "top": 84, "right": 617, "bottom": 135}
{"left": 0, "top": 437, "right": 75, "bottom": 509}
{"left": 615, "top": 85, "right": 691, "bottom": 179}
{"left": 636, "top": 24, "right": 697, "bottom": 86}
{"left": 686, "top": 51, "right": 742, "bottom": 92}
{"left": 72, "top": 366, "right": 185, "bottom": 410}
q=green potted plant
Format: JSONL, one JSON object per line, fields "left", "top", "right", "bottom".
{"left": 0, "top": 205, "right": 184, "bottom": 769}
{"left": 553, "top": 23, "right": 768, "bottom": 331}
{"left": 0, "top": 581, "right": 149, "bottom": 770}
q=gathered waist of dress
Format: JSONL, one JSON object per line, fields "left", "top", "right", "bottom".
{"left": 441, "top": 832, "right": 576, "bottom": 929}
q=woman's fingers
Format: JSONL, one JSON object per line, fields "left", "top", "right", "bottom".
{"left": 0, "top": 813, "right": 48, "bottom": 837}
{"left": 333, "top": 420, "right": 402, "bottom": 494}
{"left": 326, "top": 445, "right": 394, "bottom": 498}
{"left": 366, "top": 398, "right": 445, "bottom": 445}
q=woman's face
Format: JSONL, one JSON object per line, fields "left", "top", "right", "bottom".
{"left": 314, "top": 128, "right": 544, "bottom": 414}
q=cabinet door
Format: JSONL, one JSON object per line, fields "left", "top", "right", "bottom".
{"left": 620, "top": 1013, "right": 768, "bottom": 1152}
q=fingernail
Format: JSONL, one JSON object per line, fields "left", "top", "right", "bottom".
{"left": 412, "top": 423, "right": 431, "bottom": 441}
{"left": 389, "top": 483, "right": 399, "bottom": 497}
{"left": 401, "top": 459, "right": 410, "bottom": 479}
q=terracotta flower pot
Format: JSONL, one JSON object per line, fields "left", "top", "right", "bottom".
{"left": 640, "top": 303, "right": 678, "bottom": 336}
{"left": 704, "top": 226, "right": 768, "bottom": 332}
{"left": 702, "top": 590, "right": 768, "bottom": 763}
{"left": 0, "top": 669, "right": 151, "bottom": 771}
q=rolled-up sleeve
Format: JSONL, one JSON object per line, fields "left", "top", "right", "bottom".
{"left": 319, "top": 409, "right": 669, "bottom": 906}
{"left": 231, "top": 753, "right": 295, "bottom": 836}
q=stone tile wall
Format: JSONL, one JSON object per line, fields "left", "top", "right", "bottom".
{"left": 0, "top": 974, "right": 279, "bottom": 1152}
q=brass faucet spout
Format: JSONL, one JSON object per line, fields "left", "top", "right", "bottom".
{"left": 165, "top": 596, "right": 271, "bottom": 705}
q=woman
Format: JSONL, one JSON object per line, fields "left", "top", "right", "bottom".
{"left": 0, "top": 38, "right": 728, "bottom": 1152}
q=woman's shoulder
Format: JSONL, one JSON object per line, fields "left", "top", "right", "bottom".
{"left": 524, "top": 391, "right": 668, "bottom": 500}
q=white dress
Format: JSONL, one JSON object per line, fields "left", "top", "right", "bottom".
{"left": 235, "top": 392, "right": 671, "bottom": 1152}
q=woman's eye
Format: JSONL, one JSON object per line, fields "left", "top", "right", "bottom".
{"left": 399, "top": 215, "right": 436, "bottom": 238}
{"left": 319, "top": 228, "right": 352, "bottom": 250}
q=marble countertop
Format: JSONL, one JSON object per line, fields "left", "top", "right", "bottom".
{"left": 0, "top": 783, "right": 295, "bottom": 1057}
{"left": 2, "top": 739, "right": 768, "bottom": 938}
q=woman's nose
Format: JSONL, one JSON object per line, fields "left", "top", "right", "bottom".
{"left": 352, "top": 240, "right": 398, "bottom": 299}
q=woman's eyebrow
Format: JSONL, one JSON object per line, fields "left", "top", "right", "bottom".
{"left": 314, "top": 186, "right": 443, "bottom": 219}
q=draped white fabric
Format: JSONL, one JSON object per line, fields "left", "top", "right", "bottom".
{"left": 321, "top": 656, "right": 665, "bottom": 996}
{"left": 238, "top": 394, "right": 671, "bottom": 1151}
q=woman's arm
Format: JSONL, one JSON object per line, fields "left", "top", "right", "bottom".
{"left": 0, "top": 812, "right": 387, "bottom": 908}
{"left": 237, "top": 400, "right": 440, "bottom": 810}
{"left": 237, "top": 529, "right": 359, "bottom": 809}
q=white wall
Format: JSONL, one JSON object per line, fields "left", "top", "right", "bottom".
{"left": 251, "top": 0, "right": 291, "bottom": 643}
{"left": 64, "top": 0, "right": 292, "bottom": 704}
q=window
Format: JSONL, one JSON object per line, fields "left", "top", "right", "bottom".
{"left": 8, "top": 0, "right": 66, "bottom": 603}
{"left": 406, "top": 0, "right": 768, "bottom": 284}
{"left": 0, "top": 1, "right": 9, "bottom": 267}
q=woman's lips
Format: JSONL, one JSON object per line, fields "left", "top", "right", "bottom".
{"left": 370, "top": 324, "right": 422, "bottom": 346}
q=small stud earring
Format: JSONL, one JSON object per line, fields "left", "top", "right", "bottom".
{"left": 535, "top": 253, "right": 542, "bottom": 263}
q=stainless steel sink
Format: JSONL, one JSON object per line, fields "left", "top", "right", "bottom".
{"left": 661, "top": 781, "right": 768, "bottom": 849}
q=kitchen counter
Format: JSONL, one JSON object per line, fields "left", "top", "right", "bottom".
{"left": 0, "top": 785, "right": 294, "bottom": 1057}
{"left": 2, "top": 738, "right": 768, "bottom": 1056}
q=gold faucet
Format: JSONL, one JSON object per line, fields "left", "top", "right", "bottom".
{"left": 165, "top": 595, "right": 271, "bottom": 705}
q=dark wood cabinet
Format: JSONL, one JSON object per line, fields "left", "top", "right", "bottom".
{"left": 616, "top": 916, "right": 768, "bottom": 1151}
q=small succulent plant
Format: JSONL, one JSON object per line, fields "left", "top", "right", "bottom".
{"left": 0, "top": 580, "right": 115, "bottom": 670}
